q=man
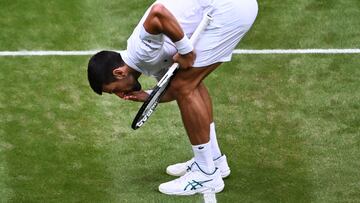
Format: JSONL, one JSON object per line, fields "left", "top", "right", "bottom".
{"left": 87, "top": 0, "right": 258, "bottom": 196}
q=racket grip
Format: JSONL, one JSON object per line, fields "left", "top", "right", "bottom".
{"left": 189, "top": 14, "right": 213, "bottom": 45}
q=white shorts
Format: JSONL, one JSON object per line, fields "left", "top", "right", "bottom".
{"left": 193, "top": 0, "right": 258, "bottom": 67}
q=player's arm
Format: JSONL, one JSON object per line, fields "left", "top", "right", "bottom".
{"left": 143, "top": 3, "right": 195, "bottom": 69}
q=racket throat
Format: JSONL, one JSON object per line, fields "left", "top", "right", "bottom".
{"left": 135, "top": 102, "right": 158, "bottom": 128}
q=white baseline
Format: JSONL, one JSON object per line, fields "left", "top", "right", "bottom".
{"left": 0, "top": 49, "right": 360, "bottom": 56}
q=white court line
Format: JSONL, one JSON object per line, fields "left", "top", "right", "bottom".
{"left": 0, "top": 49, "right": 360, "bottom": 56}
{"left": 0, "top": 50, "right": 99, "bottom": 56}
{"left": 233, "top": 49, "right": 360, "bottom": 54}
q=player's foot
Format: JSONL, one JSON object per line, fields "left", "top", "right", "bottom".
{"left": 159, "top": 162, "right": 224, "bottom": 195}
{"left": 166, "top": 154, "right": 231, "bottom": 178}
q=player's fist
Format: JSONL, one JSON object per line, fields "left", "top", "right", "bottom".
{"left": 173, "top": 51, "right": 196, "bottom": 70}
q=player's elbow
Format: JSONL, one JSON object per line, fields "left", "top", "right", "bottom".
{"left": 150, "top": 3, "right": 167, "bottom": 18}
{"left": 145, "top": 3, "right": 167, "bottom": 33}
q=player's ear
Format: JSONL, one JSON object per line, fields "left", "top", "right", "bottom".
{"left": 113, "top": 67, "right": 127, "bottom": 79}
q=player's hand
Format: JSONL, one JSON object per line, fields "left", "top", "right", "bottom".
{"left": 173, "top": 51, "right": 196, "bottom": 70}
{"left": 119, "top": 90, "right": 149, "bottom": 102}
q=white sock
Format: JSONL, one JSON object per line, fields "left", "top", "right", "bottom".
{"left": 192, "top": 141, "right": 215, "bottom": 174}
{"left": 210, "top": 122, "right": 222, "bottom": 160}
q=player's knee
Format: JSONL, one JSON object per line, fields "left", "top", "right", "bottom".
{"left": 169, "top": 80, "right": 191, "bottom": 98}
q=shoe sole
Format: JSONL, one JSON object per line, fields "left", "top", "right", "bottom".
{"left": 159, "top": 183, "right": 225, "bottom": 196}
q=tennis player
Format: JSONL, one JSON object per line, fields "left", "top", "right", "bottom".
{"left": 87, "top": 0, "right": 258, "bottom": 196}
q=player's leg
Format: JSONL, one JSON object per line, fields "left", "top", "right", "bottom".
{"left": 165, "top": 81, "right": 230, "bottom": 178}
{"left": 198, "top": 83, "right": 229, "bottom": 176}
{"left": 169, "top": 63, "right": 220, "bottom": 145}
{"left": 198, "top": 83, "right": 221, "bottom": 159}
{"left": 176, "top": 86, "right": 210, "bottom": 144}
{"left": 198, "top": 83, "right": 213, "bottom": 124}
{"left": 159, "top": 63, "right": 226, "bottom": 195}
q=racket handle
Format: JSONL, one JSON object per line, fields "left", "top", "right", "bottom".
{"left": 190, "top": 13, "right": 213, "bottom": 45}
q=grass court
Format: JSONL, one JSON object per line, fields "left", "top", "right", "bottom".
{"left": 1, "top": 0, "right": 359, "bottom": 202}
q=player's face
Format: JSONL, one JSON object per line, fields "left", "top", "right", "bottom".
{"left": 102, "top": 76, "right": 141, "bottom": 98}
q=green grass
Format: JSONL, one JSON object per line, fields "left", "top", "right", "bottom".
{"left": 1, "top": 0, "right": 360, "bottom": 202}
{"left": 242, "top": 0, "right": 360, "bottom": 49}
{"left": 210, "top": 55, "right": 360, "bottom": 202}
{"left": 0, "top": 0, "right": 154, "bottom": 50}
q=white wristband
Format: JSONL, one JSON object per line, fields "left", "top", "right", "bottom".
{"left": 174, "top": 35, "right": 193, "bottom": 55}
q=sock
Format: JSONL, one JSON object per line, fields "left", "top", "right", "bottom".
{"left": 192, "top": 141, "right": 216, "bottom": 174}
{"left": 210, "top": 122, "right": 222, "bottom": 160}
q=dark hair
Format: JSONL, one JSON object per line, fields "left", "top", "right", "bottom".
{"left": 87, "top": 51, "right": 125, "bottom": 95}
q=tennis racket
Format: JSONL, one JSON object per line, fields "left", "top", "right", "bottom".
{"left": 131, "top": 13, "right": 213, "bottom": 130}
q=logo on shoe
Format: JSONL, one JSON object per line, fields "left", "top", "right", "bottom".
{"left": 184, "top": 179, "right": 213, "bottom": 191}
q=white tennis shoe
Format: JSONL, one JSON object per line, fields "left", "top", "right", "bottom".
{"left": 166, "top": 154, "right": 231, "bottom": 178}
{"left": 159, "top": 162, "right": 224, "bottom": 195}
